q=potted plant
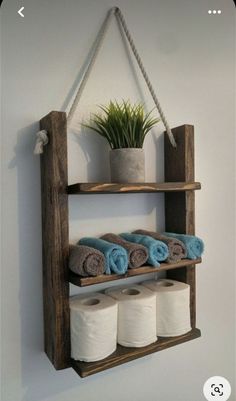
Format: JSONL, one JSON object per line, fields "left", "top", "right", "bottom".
{"left": 84, "top": 100, "right": 160, "bottom": 183}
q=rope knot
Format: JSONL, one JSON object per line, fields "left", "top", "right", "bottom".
{"left": 34, "top": 130, "right": 49, "bottom": 154}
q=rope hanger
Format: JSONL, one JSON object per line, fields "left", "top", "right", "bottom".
{"left": 34, "top": 7, "right": 177, "bottom": 154}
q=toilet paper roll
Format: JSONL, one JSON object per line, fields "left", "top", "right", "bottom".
{"left": 70, "top": 292, "right": 118, "bottom": 362}
{"left": 142, "top": 279, "right": 191, "bottom": 337}
{"left": 105, "top": 284, "right": 157, "bottom": 347}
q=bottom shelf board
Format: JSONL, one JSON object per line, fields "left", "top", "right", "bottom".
{"left": 69, "top": 258, "right": 201, "bottom": 287}
{"left": 71, "top": 328, "right": 201, "bottom": 378}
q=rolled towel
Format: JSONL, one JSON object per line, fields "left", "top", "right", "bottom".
{"left": 101, "top": 233, "right": 148, "bottom": 269}
{"left": 69, "top": 245, "right": 105, "bottom": 277}
{"left": 133, "top": 229, "right": 187, "bottom": 263}
{"left": 163, "top": 232, "right": 204, "bottom": 260}
{"left": 78, "top": 237, "right": 128, "bottom": 275}
{"left": 120, "top": 233, "right": 169, "bottom": 267}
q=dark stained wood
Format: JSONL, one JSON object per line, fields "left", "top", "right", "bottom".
{"left": 40, "top": 111, "right": 70, "bottom": 370}
{"left": 40, "top": 117, "right": 201, "bottom": 376}
{"left": 164, "top": 125, "right": 197, "bottom": 328}
{"left": 71, "top": 328, "right": 201, "bottom": 377}
{"left": 67, "top": 181, "right": 201, "bottom": 194}
{"left": 69, "top": 258, "right": 202, "bottom": 287}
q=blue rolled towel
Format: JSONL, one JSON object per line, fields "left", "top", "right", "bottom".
{"left": 78, "top": 237, "right": 128, "bottom": 275}
{"left": 120, "top": 233, "right": 169, "bottom": 267}
{"left": 163, "top": 232, "right": 204, "bottom": 260}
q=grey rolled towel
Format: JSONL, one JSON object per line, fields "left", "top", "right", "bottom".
{"left": 69, "top": 245, "right": 106, "bottom": 277}
{"left": 101, "top": 233, "right": 148, "bottom": 269}
{"left": 133, "top": 230, "right": 187, "bottom": 263}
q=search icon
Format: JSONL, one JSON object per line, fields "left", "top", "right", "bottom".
{"left": 213, "top": 386, "right": 220, "bottom": 394}
{"left": 203, "top": 376, "right": 231, "bottom": 401}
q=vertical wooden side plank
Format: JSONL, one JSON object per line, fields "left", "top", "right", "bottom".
{"left": 40, "top": 111, "right": 70, "bottom": 369}
{"left": 164, "top": 125, "right": 196, "bottom": 328}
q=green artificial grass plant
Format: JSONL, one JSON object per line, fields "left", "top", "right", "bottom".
{"left": 84, "top": 100, "right": 160, "bottom": 149}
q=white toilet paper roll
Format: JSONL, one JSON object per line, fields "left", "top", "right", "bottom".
{"left": 142, "top": 279, "right": 191, "bottom": 337}
{"left": 105, "top": 284, "right": 157, "bottom": 347}
{"left": 70, "top": 292, "right": 118, "bottom": 362}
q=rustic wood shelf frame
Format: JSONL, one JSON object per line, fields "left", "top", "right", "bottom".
{"left": 40, "top": 112, "right": 201, "bottom": 377}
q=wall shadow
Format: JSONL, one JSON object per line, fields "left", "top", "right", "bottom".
{"left": 10, "top": 124, "right": 81, "bottom": 401}
{"left": 11, "top": 122, "right": 163, "bottom": 401}
{"left": 8, "top": 10, "right": 168, "bottom": 399}
{"left": 9, "top": 122, "right": 166, "bottom": 401}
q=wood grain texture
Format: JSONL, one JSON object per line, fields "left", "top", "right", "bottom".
{"left": 164, "top": 125, "right": 197, "bottom": 328}
{"left": 39, "top": 118, "right": 201, "bottom": 376}
{"left": 69, "top": 258, "right": 202, "bottom": 287}
{"left": 40, "top": 111, "right": 70, "bottom": 370}
{"left": 67, "top": 181, "right": 201, "bottom": 194}
{"left": 71, "top": 328, "right": 201, "bottom": 377}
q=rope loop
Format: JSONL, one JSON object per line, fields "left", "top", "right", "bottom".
{"left": 35, "top": 6, "right": 177, "bottom": 154}
{"left": 67, "top": 7, "right": 177, "bottom": 147}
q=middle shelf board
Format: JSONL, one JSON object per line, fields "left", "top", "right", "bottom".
{"left": 69, "top": 258, "right": 201, "bottom": 287}
{"left": 67, "top": 182, "right": 201, "bottom": 195}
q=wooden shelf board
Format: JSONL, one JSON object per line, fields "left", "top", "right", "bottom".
{"left": 69, "top": 258, "right": 201, "bottom": 287}
{"left": 67, "top": 182, "right": 201, "bottom": 194}
{"left": 71, "top": 328, "right": 201, "bottom": 378}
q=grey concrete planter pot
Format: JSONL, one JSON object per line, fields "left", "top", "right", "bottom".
{"left": 110, "top": 148, "right": 145, "bottom": 183}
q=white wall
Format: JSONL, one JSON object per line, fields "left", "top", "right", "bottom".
{"left": 1, "top": 0, "right": 235, "bottom": 400}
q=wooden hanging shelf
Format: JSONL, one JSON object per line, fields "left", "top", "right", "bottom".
{"left": 71, "top": 328, "right": 201, "bottom": 378}
{"left": 67, "top": 182, "right": 201, "bottom": 194}
{"left": 39, "top": 111, "right": 202, "bottom": 377}
{"left": 69, "top": 258, "right": 201, "bottom": 287}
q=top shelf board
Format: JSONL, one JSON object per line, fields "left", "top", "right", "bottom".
{"left": 67, "top": 182, "right": 201, "bottom": 195}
